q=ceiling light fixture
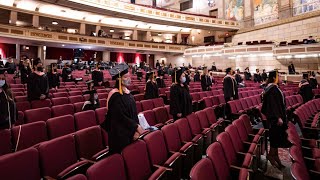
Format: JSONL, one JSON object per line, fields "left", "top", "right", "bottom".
{"left": 52, "top": 21, "right": 58, "bottom": 25}
{"left": 62, "top": 44, "right": 65, "bottom": 47}
{"left": 110, "top": 29, "right": 114, "bottom": 33}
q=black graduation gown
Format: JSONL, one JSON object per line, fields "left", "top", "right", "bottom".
{"left": 0, "top": 91, "right": 17, "bottom": 129}
{"left": 20, "top": 66, "right": 31, "bottom": 84}
{"left": 82, "top": 100, "right": 100, "bottom": 111}
{"left": 62, "top": 67, "right": 72, "bottom": 82}
{"left": 299, "top": 84, "right": 314, "bottom": 103}
{"left": 244, "top": 72, "right": 252, "bottom": 80}
{"left": 309, "top": 78, "right": 318, "bottom": 89}
{"left": 144, "top": 81, "right": 159, "bottom": 99}
{"left": 201, "top": 74, "right": 211, "bottom": 91}
{"left": 156, "top": 77, "right": 166, "bottom": 88}
{"left": 170, "top": 84, "right": 193, "bottom": 120}
{"left": 288, "top": 64, "right": 295, "bottom": 74}
{"left": 27, "top": 73, "right": 49, "bottom": 101}
{"left": 261, "top": 84, "right": 290, "bottom": 148}
{"left": 102, "top": 92, "right": 138, "bottom": 153}
{"left": 254, "top": 73, "right": 262, "bottom": 83}
{"left": 235, "top": 74, "right": 243, "bottom": 84}
{"left": 48, "top": 72, "right": 60, "bottom": 89}
{"left": 194, "top": 73, "right": 200, "bottom": 82}
{"left": 4, "top": 62, "right": 16, "bottom": 74}
{"left": 92, "top": 70, "right": 104, "bottom": 86}
{"left": 223, "top": 76, "right": 238, "bottom": 101}
{"left": 261, "top": 73, "right": 267, "bottom": 81}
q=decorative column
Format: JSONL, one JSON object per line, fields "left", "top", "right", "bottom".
{"left": 279, "top": 0, "right": 292, "bottom": 19}
{"left": 32, "top": 15, "right": 39, "bottom": 28}
{"left": 38, "top": 46, "right": 46, "bottom": 62}
{"left": 15, "top": 44, "right": 20, "bottom": 60}
{"left": 177, "top": 33, "right": 182, "bottom": 44}
{"left": 9, "top": 11, "right": 17, "bottom": 25}
{"left": 243, "top": 0, "right": 254, "bottom": 28}
{"left": 146, "top": 31, "right": 152, "bottom": 41}
{"left": 102, "top": 51, "right": 110, "bottom": 62}
{"left": 95, "top": 25, "right": 101, "bottom": 34}
{"left": 132, "top": 29, "right": 138, "bottom": 40}
{"left": 79, "top": 23, "right": 86, "bottom": 35}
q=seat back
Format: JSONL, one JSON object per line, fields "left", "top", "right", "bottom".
{"left": 143, "top": 130, "right": 168, "bottom": 166}
{"left": 135, "top": 102, "right": 142, "bottom": 113}
{"left": 73, "top": 102, "right": 85, "bottom": 113}
{"left": 225, "top": 125, "right": 243, "bottom": 152}
{"left": 86, "top": 154, "right": 126, "bottom": 180}
{"left": 38, "top": 134, "right": 78, "bottom": 178}
{"left": 74, "top": 110, "right": 97, "bottom": 130}
{"left": 204, "top": 107, "right": 217, "bottom": 124}
{"left": 195, "top": 110, "right": 210, "bottom": 129}
{"left": 0, "top": 129, "right": 12, "bottom": 155}
{"left": 189, "top": 158, "right": 217, "bottom": 180}
{"left": 154, "top": 106, "right": 170, "bottom": 124}
{"left": 175, "top": 118, "right": 193, "bottom": 142}
{"left": 16, "top": 101, "right": 31, "bottom": 112}
{"left": 68, "top": 91, "right": 83, "bottom": 96}
{"left": 122, "top": 140, "right": 153, "bottom": 180}
{"left": 46, "top": 115, "right": 75, "bottom": 139}
{"left": 142, "top": 110, "right": 158, "bottom": 126}
{"left": 31, "top": 99, "right": 52, "bottom": 109}
{"left": 75, "top": 126, "right": 104, "bottom": 159}
{"left": 161, "top": 123, "right": 181, "bottom": 152}
{"left": 233, "top": 119, "right": 249, "bottom": 142}
{"left": 52, "top": 97, "right": 69, "bottom": 106}
{"left": 95, "top": 107, "right": 108, "bottom": 125}
{"left": 152, "top": 98, "right": 165, "bottom": 108}
{"left": 186, "top": 113, "right": 202, "bottom": 135}
{"left": 0, "top": 148, "right": 41, "bottom": 180}
{"left": 216, "top": 132, "right": 236, "bottom": 166}
{"left": 290, "top": 162, "right": 310, "bottom": 180}
{"left": 53, "top": 92, "right": 68, "bottom": 98}
{"left": 12, "top": 121, "right": 48, "bottom": 151}
{"left": 206, "top": 142, "right": 230, "bottom": 180}
{"left": 52, "top": 104, "right": 75, "bottom": 117}
{"left": 24, "top": 107, "right": 52, "bottom": 123}
{"left": 141, "top": 100, "right": 155, "bottom": 111}
{"left": 68, "top": 95, "right": 84, "bottom": 104}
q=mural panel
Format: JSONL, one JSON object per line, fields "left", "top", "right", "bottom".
{"left": 293, "top": 0, "right": 320, "bottom": 16}
{"left": 156, "top": 0, "right": 176, "bottom": 7}
{"left": 254, "top": 0, "right": 279, "bottom": 25}
{"left": 225, "top": 0, "right": 244, "bottom": 21}
{"left": 135, "top": 0, "right": 153, "bottom": 6}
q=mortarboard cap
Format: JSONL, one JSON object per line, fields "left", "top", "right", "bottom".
{"left": 268, "top": 70, "right": 277, "bottom": 79}
{"left": 226, "top": 67, "right": 232, "bottom": 74}
{"left": 146, "top": 71, "right": 155, "bottom": 81}
{"left": 172, "top": 68, "right": 183, "bottom": 84}
{"left": 109, "top": 63, "right": 129, "bottom": 80}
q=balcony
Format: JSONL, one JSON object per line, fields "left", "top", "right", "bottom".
{"left": 0, "top": 24, "right": 190, "bottom": 53}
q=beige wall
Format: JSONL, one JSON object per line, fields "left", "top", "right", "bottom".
{"left": 233, "top": 15, "right": 320, "bottom": 44}
{"left": 154, "top": 54, "right": 192, "bottom": 67}
{"left": 191, "top": 56, "right": 236, "bottom": 71}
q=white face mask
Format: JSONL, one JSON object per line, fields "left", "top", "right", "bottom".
{"left": 0, "top": 80, "right": 5, "bottom": 88}
{"left": 181, "top": 77, "right": 186, "bottom": 83}
{"left": 94, "top": 94, "right": 98, "bottom": 100}
{"left": 122, "top": 78, "right": 131, "bottom": 86}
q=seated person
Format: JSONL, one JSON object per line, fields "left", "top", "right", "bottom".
{"left": 92, "top": 63, "right": 104, "bottom": 86}
{"left": 156, "top": 71, "right": 166, "bottom": 88}
{"left": 82, "top": 80, "right": 100, "bottom": 111}
{"left": 309, "top": 72, "right": 318, "bottom": 89}
{"left": 254, "top": 69, "right": 262, "bottom": 83}
{"left": 62, "top": 63, "right": 73, "bottom": 82}
{"left": 4, "top": 58, "right": 16, "bottom": 74}
{"left": 307, "top": 36, "right": 316, "bottom": 44}
{"left": 244, "top": 67, "right": 252, "bottom": 80}
{"left": 48, "top": 65, "right": 60, "bottom": 90}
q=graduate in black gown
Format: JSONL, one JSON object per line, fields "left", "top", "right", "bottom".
{"left": 27, "top": 62, "right": 49, "bottom": 101}
{"left": 261, "top": 70, "right": 291, "bottom": 170}
{"left": 101, "top": 64, "right": 143, "bottom": 154}
{"left": 0, "top": 70, "right": 17, "bottom": 129}
{"left": 223, "top": 68, "right": 238, "bottom": 119}
{"left": 201, "top": 67, "right": 211, "bottom": 91}
{"left": 309, "top": 72, "right": 318, "bottom": 89}
{"left": 47, "top": 64, "right": 60, "bottom": 90}
{"left": 298, "top": 73, "right": 314, "bottom": 103}
{"left": 91, "top": 63, "right": 104, "bottom": 86}
{"left": 234, "top": 69, "right": 243, "bottom": 85}
{"left": 62, "top": 63, "right": 73, "bottom": 82}
{"left": 170, "top": 68, "right": 193, "bottom": 120}
{"left": 144, "top": 71, "right": 159, "bottom": 99}
{"left": 156, "top": 71, "right": 166, "bottom": 88}
{"left": 244, "top": 67, "right": 252, "bottom": 80}
{"left": 4, "top": 58, "right": 16, "bottom": 74}
{"left": 253, "top": 69, "right": 262, "bottom": 83}
{"left": 20, "top": 59, "right": 32, "bottom": 84}
{"left": 261, "top": 69, "right": 268, "bottom": 82}
{"left": 82, "top": 80, "right": 100, "bottom": 111}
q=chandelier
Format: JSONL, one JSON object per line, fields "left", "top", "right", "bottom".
{"left": 208, "top": 0, "right": 215, "bottom": 7}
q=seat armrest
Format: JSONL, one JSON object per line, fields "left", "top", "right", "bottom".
{"left": 44, "top": 176, "right": 55, "bottom": 180}
{"left": 92, "top": 148, "right": 110, "bottom": 161}
{"left": 164, "top": 152, "right": 182, "bottom": 167}
{"left": 57, "top": 160, "right": 92, "bottom": 180}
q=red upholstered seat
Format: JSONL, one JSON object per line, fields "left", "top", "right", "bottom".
{"left": 74, "top": 110, "right": 97, "bottom": 130}
{"left": 52, "top": 97, "right": 69, "bottom": 106}
{"left": 189, "top": 158, "right": 217, "bottom": 180}
{"left": 95, "top": 107, "right": 107, "bottom": 125}
{"left": 68, "top": 95, "right": 85, "bottom": 104}
{"left": 86, "top": 154, "right": 126, "bottom": 180}
{"left": 154, "top": 106, "right": 173, "bottom": 124}
{"left": 16, "top": 101, "right": 31, "bottom": 112}
{"left": 136, "top": 101, "right": 142, "bottom": 113}
{"left": 12, "top": 121, "right": 48, "bottom": 151}
{"left": 53, "top": 92, "right": 68, "bottom": 98}
{"left": 0, "top": 129, "right": 12, "bottom": 156}
{"left": 31, "top": 99, "right": 52, "bottom": 109}
{"left": 141, "top": 99, "right": 155, "bottom": 111}
{"left": 73, "top": 102, "right": 85, "bottom": 113}
{"left": 66, "top": 174, "right": 87, "bottom": 180}
{"left": 152, "top": 98, "right": 165, "bottom": 108}
{"left": 0, "top": 148, "right": 41, "bottom": 180}
{"left": 46, "top": 115, "right": 75, "bottom": 139}
{"left": 68, "top": 91, "right": 83, "bottom": 96}
{"left": 52, "top": 104, "right": 75, "bottom": 117}
{"left": 24, "top": 107, "right": 51, "bottom": 123}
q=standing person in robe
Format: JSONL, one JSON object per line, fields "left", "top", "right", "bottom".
{"left": 27, "top": 62, "right": 49, "bottom": 101}
{"left": 201, "top": 67, "right": 211, "bottom": 91}
{"left": 170, "top": 68, "right": 193, "bottom": 120}
{"left": 234, "top": 69, "right": 243, "bottom": 85}
{"left": 288, "top": 62, "right": 295, "bottom": 74}
{"left": 20, "top": 59, "right": 32, "bottom": 84}
{"left": 47, "top": 64, "right": 60, "bottom": 90}
{"left": 156, "top": 70, "right": 166, "bottom": 88}
{"left": 223, "top": 68, "right": 238, "bottom": 118}
{"left": 144, "top": 71, "right": 159, "bottom": 100}
{"left": 82, "top": 81, "right": 100, "bottom": 111}
{"left": 261, "top": 69, "right": 268, "bottom": 82}
{"left": 244, "top": 67, "right": 252, "bottom": 80}
{"left": 194, "top": 70, "right": 200, "bottom": 82}
{"left": 62, "top": 63, "right": 73, "bottom": 82}
{"left": 298, "top": 73, "right": 314, "bottom": 103}
{"left": 4, "top": 58, "right": 16, "bottom": 74}
{"left": 0, "top": 70, "right": 17, "bottom": 129}
{"left": 91, "top": 63, "right": 104, "bottom": 86}
{"left": 254, "top": 69, "right": 262, "bottom": 83}
{"left": 155, "top": 60, "right": 160, "bottom": 69}
{"left": 101, "top": 64, "right": 144, "bottom": 154}
{"left": 261, "top": 70, "right": 291, "bottom": 170}
{"left": 309, "top": 72, "right": 318, "bottom": 89}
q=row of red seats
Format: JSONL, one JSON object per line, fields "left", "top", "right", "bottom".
{"left": 0, "top": 108, "right": 109, "bottom": 156}
{"left": 293, "top": 98, "right": 320, "bottom": 138}
{"left": 228, "top": 95, "right": 262, "bottom": 120}
{"left": 288, "top": 122, "right": 320, "bottom": 180}
{"left": 190, "top": 114, "right": 265, "bottom": 180}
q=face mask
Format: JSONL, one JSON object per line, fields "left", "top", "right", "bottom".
{"left": 181, "top": 77, "right": 186, "bottom": 83}
{"left": 37, "top": 67, "right": 44, "bottom": 72}
{"left": 0, "top": 80, "right": 5, "bottom": 87}
{"left": 122, "top": 78, "right": 131, "bottom": 86}
{"left": 94, "top": 94, "right": 98, "bottom": 100}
